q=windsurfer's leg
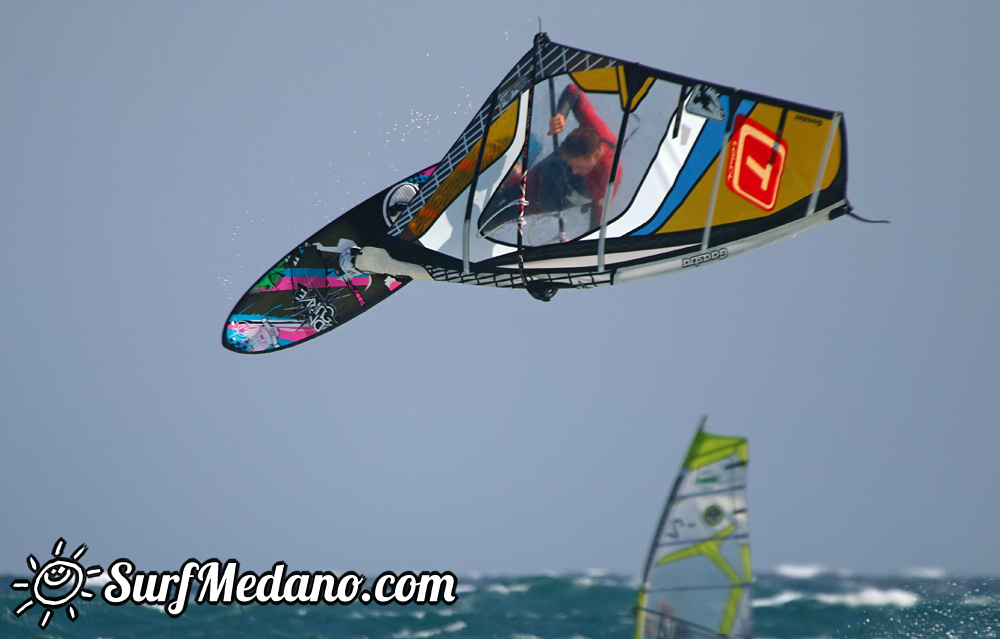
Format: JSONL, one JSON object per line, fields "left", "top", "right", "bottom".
{"left": 534, "top": 153, "right": 573, "bottom": 212}
{"left": 348, "top": 246, "right": 433, "bottom": 281}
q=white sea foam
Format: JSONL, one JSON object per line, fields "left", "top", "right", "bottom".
{"left": 773, "top": 564, "right": 829, "bottom": 579}
{"left": 753, "top": 587, "right": 919, "bottom": 608}
{"left": 573, "top": 568, "right": 627, "bottom": 588}
{"left": 753, "top": 591, "right": 804, "bottom": 607}
{"left": 391, "top": 621, "right": 467, "bottom": 638}
{"left": 902, "top": 566, "right": 948, "bottom": 579}
{"left": 815, "top": 587, "right": 919, "bottom": 608}
{"left": 486, "top": 582, "right": 531, "bottom": 595}
{"left": 86, "top": 572, "right": 112, "bottom": 586}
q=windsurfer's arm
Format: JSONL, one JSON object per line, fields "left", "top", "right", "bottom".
{"left": 548, "top": 84, "right": 578, "bottom": 135}
{"left": 548, "top": 113, "right": 566, "bottom": 135}
{"left": 552, "top": 84, "right": 617, "bottom": 145}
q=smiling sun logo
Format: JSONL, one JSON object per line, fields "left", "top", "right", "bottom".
{"left": 10, "top": 538, "right": 103, "bottom": 629}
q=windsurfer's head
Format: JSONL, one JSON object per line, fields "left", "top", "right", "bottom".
{"left": 560, "top": 126, "right": 605, "bottom": 175}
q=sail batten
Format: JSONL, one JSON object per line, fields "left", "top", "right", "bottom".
{"left": 647, "top": 583, "right": 752, "bottom": 594}
{"left": 655, "top": 532, "right": 749, "bottom": 549}
{"left": 671, "top": 485, "right": 748, "bottom": 500}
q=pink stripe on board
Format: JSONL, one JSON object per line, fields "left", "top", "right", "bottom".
{"left": 262, "top": 275, "right": 372, "bottom": 291}
{"left": 277, "top": 326, "right": 317, "bottom": 341}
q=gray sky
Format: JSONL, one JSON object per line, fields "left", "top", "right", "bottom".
{"left": 3, "top": 1, "right": 998, "bottom": 578}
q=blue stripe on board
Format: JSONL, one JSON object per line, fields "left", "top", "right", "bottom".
{"left": 228, "top": 314, "right": 294, "bottom": 323}
{"left": 282, "top": 268, "right": 331, "bottom": 277}
{"left": 633, "top": 98, "right": 755, "bottom": 236}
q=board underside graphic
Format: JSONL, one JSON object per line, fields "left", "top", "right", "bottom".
{"left": 223, "top": 33, "right": 851, "bottom": 353}
{"left": 224, "top": 258, "right": 404, "bottom": 353}
{"left": 222, "top": 178, "right": 422, "bottom": 353}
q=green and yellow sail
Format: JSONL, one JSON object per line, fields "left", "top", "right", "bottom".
{"left": 634, "top": 419, "right": 753, "bottom": 639}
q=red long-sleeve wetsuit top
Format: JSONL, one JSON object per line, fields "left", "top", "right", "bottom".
{"left": 523, "top": 84, "right": 621, "bottom": 219}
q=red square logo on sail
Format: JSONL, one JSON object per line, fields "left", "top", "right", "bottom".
{"left": 726, "top": 116, "right": 786, "bottom": 211}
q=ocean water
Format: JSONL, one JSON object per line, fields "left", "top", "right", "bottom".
{"left": 2, "top": 568, "right": 997, "bottom": 638}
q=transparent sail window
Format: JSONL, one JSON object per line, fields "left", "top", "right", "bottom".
{"left": 477, "top": 73, "right": 684, "bottom": 248}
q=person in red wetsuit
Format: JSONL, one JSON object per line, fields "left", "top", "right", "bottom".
{"left": 544, "top": 83, "right": 620, "bottom": 223}
{"left": 480, "top": 83, "right": 621, "bottom": 239}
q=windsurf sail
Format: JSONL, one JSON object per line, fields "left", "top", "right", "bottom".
{"left": 386, "top": 32, "right": 850, "bottom": 294}
{"left": 223, "top": 32, "right": 852, "bottom": 352}
{"left": 634, "top": 418, "right": 752, "bottom": 639}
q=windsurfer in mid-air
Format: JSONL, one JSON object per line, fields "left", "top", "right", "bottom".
{"left": 480, "top": 83, "right": 621, "bottom": 239}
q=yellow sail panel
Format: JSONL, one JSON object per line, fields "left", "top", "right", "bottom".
{"left": 655, "top": 104, "right": 843, "bottom": 234}
{"left": 685, "top": 431, "right": 748, "bottom": 471}
{"left": 655, "top": 525, "right": 741, "bottom": 581}
{"left": 570, "top": 67, "right": 620, "bottom": 93}
{"left": 626, "top": 75, "right": 655, "bottom": 111}
{"left": 740, "top": 543, "right": 752, "bottom": 582}
{"left": 404, "top": 102, "right": 519, "bottom": 239}
{"left": 720, "top": 585, "right": 745, "bottom": 635}
{"left": 569, "top": 66, "right": 653, "bottom": 111}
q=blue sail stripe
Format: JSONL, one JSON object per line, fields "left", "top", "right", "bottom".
{"left": 633, "top": 98, "right": 755, "bottom": 236}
